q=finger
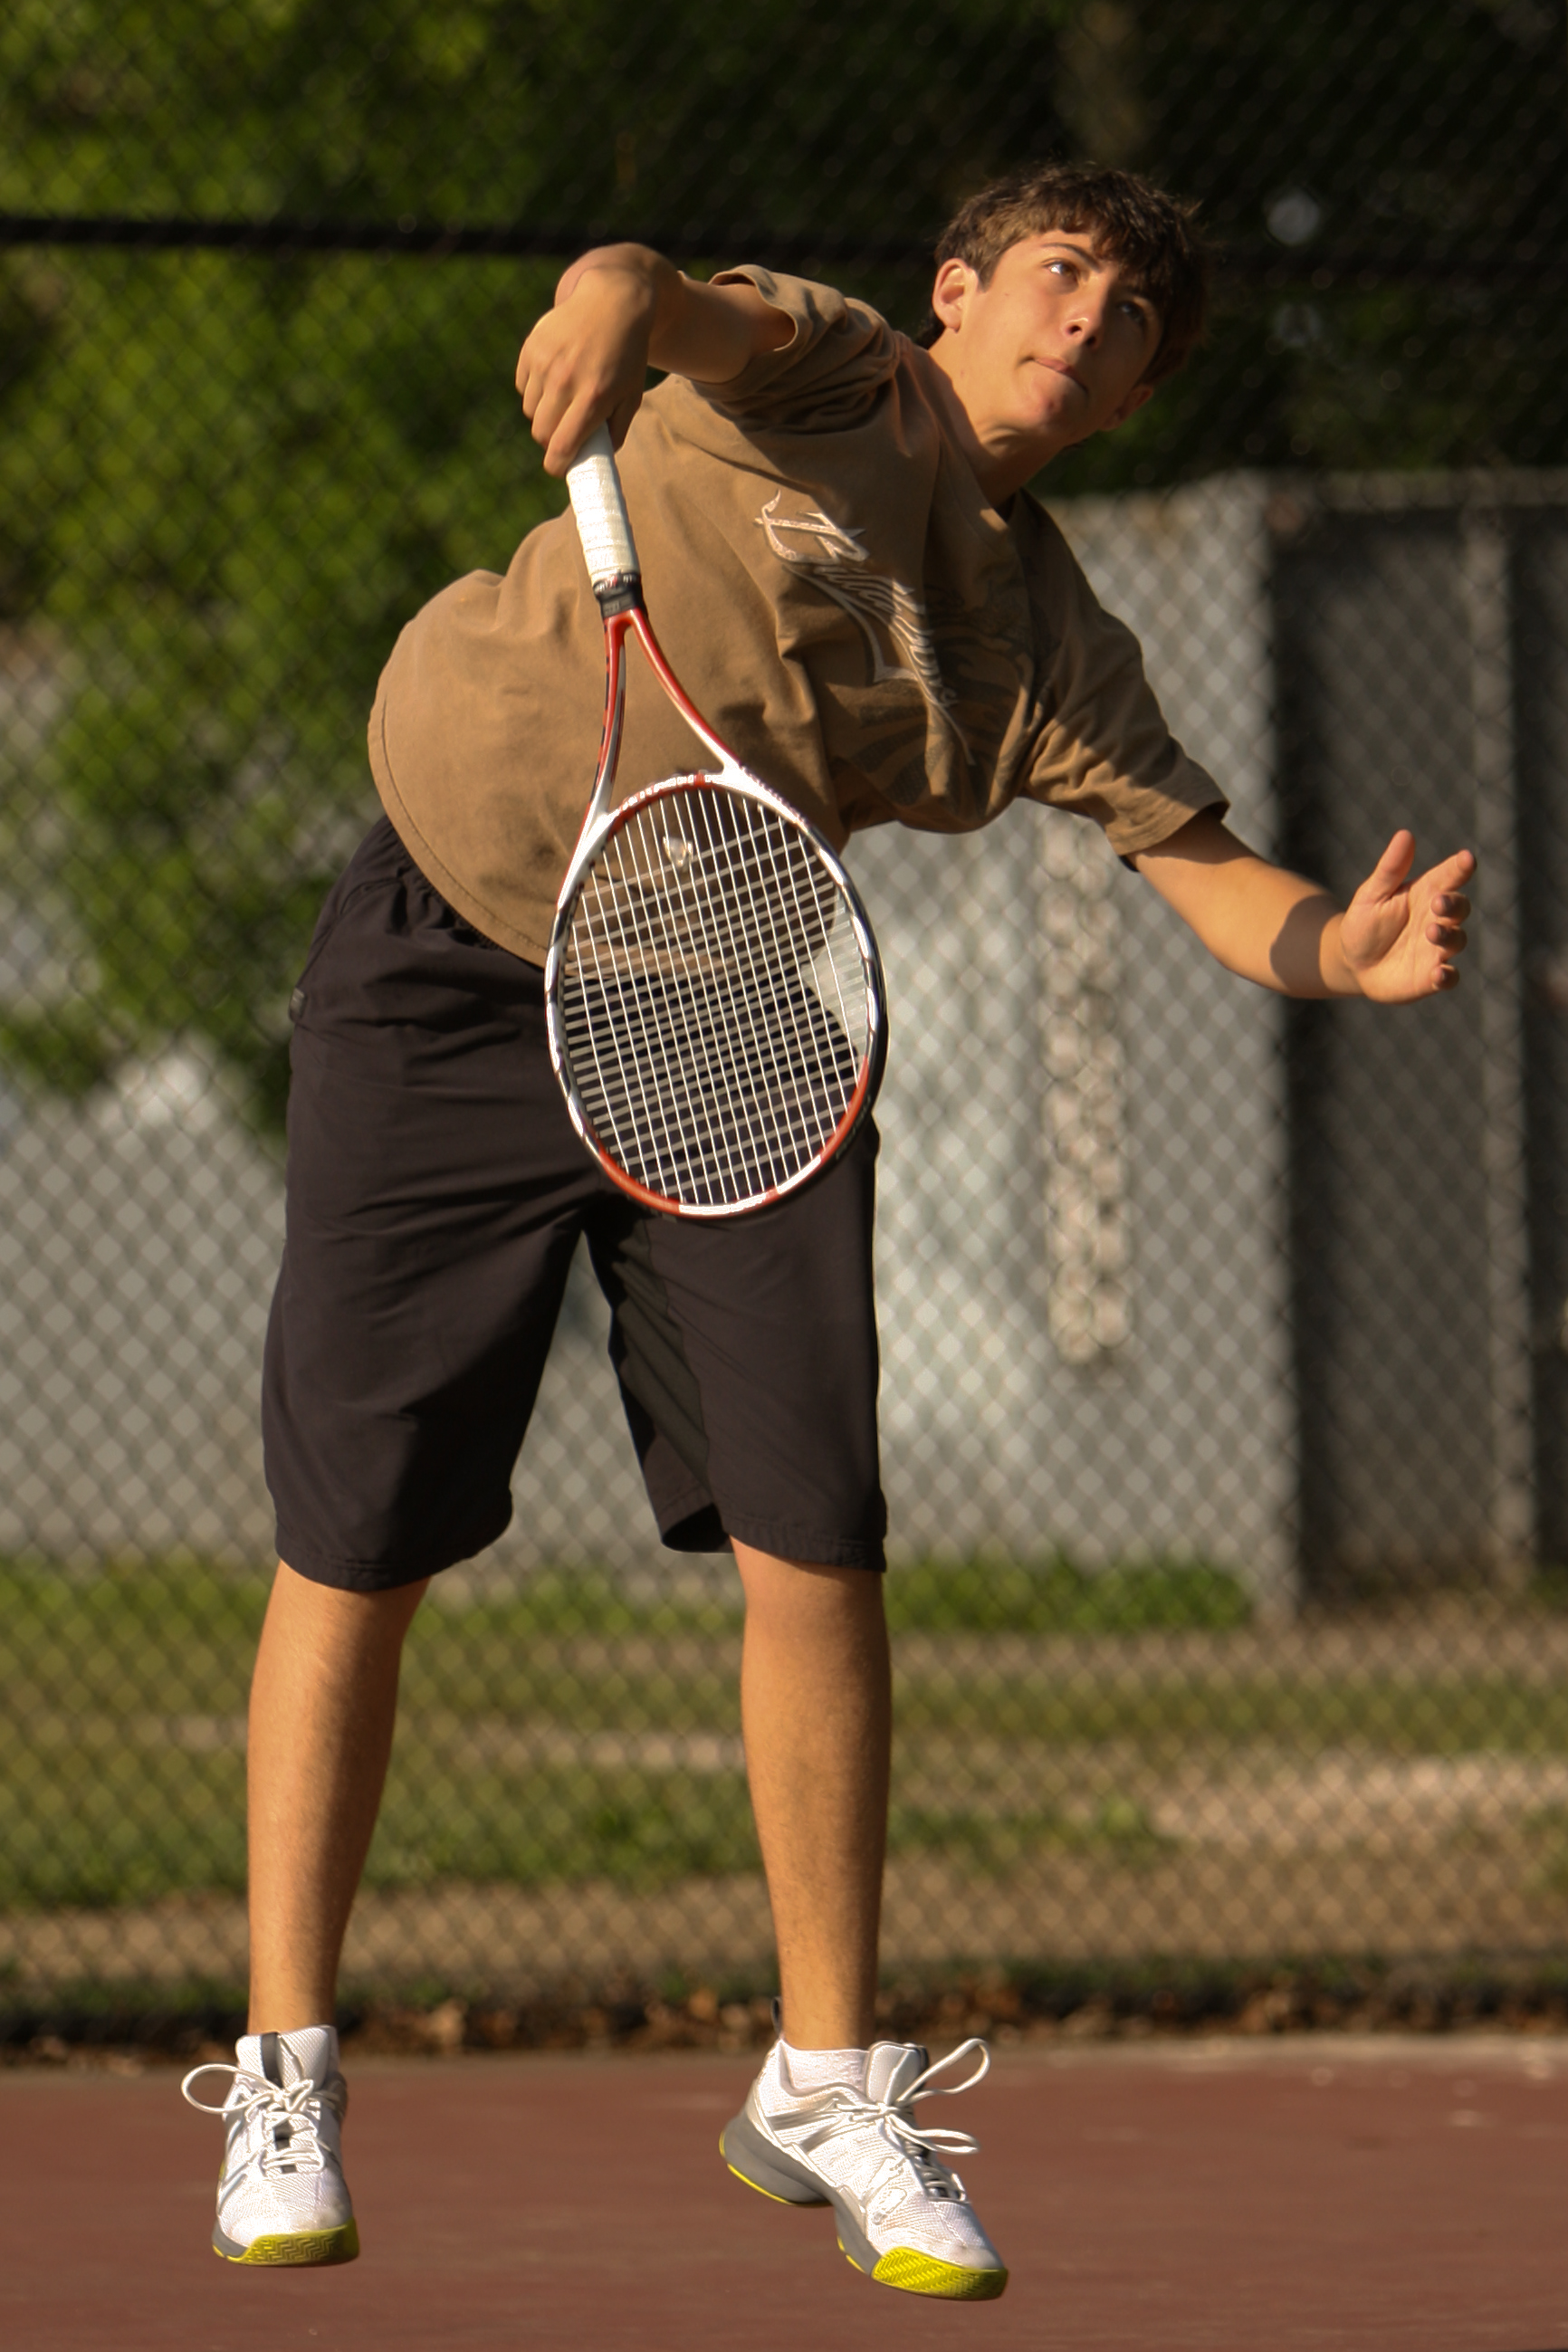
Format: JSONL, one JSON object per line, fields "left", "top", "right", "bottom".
{"left": 1426, "top": 923, "right": 1468, "bottom": 954}
{"left": 541, "top": 423, "right": 577, "bottom": 477}
{"left": 1350, "top": 829, "right": 1418, "bottom": 912}
{"left": 1363, "top": 828, "right": 1417, "bottom": 895}
{"left": 516, "top": 313, "right": 565, "bottom": 408}
{"left": 1429, "top": 892, "right": 1470, "bottom": 923}
{"left": 1425, "top": 846, "right": 1477, "bottom": 890}
{"left": 527, "top": 379, "right": 571, "bottom": 456}
{"left": 542, "top": 392, "right": 607, "bottom": 476}
{"left": 518, "top": 346, "right": 568, "bottom": 438}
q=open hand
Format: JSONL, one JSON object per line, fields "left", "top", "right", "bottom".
{"left": 1338, "top": 831, "right": 1475, "bottom": 1001}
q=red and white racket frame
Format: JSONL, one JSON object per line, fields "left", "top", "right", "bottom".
{"left": 543, "top": 425, "right": 888, "bottom": 1219}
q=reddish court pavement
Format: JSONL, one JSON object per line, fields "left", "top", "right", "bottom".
{"left": 4, "top": 2036, "right": 1566, "bottom": 2351}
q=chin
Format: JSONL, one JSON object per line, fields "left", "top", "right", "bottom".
{"left": 1019, "top": 382, "right": 1082, "bottom": 432}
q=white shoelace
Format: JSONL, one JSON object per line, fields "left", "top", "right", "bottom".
{"left": 798, "top": 2036, "right": 991, "bottom": 2169}
{"left": 180, "top": 2062, "right": 331, "bottom": 2179}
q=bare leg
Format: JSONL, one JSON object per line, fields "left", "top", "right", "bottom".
{"left": 732, "top": 1544, "right": 891, "bottom": 2051}
{"left": 246, "top": 1561, "right": 428, "bottom": 2032}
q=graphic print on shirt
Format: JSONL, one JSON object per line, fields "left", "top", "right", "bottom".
{"left": 756, "top": 494, "right": 971, "bottom": 765}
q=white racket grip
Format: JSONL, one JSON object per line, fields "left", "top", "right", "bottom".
{"left": 566, "top": 425, "right": 640, "bottom": 590}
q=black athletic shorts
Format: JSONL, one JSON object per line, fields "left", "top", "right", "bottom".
{"left": 262, "top": 818, "right": 886, "bottom": 1590}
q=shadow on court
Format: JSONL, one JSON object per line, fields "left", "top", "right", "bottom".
{"left": 3, "top": 2039, "right": 1565, "bottom": 2349}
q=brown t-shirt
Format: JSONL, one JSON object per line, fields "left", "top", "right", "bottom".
{"left": 368, "top": 268, "right": 1225, "bottom": 962}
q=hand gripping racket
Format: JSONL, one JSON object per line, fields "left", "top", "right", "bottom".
{"left": 544, "top": 425, "right": 887, "bottom": 1217}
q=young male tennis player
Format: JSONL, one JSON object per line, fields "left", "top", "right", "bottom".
{"left": 182, "top": 164, "right": 1473, "bottom": 2299}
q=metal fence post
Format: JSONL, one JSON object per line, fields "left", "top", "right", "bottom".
{"left": 1466, "top": 503, "right": 1536, "bottom": 1586}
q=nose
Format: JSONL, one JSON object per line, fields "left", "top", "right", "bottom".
{"left": 1066, "top": 292, "right": 1108, "bottom": 346}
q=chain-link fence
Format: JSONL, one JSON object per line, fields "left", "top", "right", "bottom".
{"left": 5, "top": 3, "right": 1568, "bottom": 2041}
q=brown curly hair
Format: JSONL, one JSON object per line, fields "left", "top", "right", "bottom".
{"left": 922, "top": 161, "right": 1210, "bottom": 387}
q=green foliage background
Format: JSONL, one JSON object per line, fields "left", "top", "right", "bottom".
{"left": 0, "top": 0, "right": 1564, "bottom": 1123}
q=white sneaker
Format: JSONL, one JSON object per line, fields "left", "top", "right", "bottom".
{"left": 181, "top": 2025, "right": 359, "bottom": 2266}
{"left": 721, "top": 2036, "right": 1008, "bottom": 2299}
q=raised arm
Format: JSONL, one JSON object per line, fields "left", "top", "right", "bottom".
{"left": 1132, "top": 809, "right": 1475, "bottom": 1002}
{"left": 516, "top": 244, "right": 793, "bottom": 475}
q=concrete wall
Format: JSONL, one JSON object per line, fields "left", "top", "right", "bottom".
{"left": 861, "top": 478, "right": 1296, "bottom": 1604}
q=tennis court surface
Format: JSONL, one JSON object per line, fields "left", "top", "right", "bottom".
{"left": 5, "top": 2036, "right": 1564, "bottom": 2350}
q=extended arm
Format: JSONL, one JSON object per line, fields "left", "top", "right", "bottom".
{"left": 517, "top": 244, "right": 792, "bottom": 475}
{"left": 1132, "top": 809, "right": 1474, "bottom": 1002}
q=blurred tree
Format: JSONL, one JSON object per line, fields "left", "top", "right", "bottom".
{"left": 0, "top": 245, "right": 558, "bottom": 1126}
{"left": 0, "top": 0, "right": 1066, "bottom": 234}
{"left": 0, "top": 0, "right": 1068, "bottom": 1127}
{"left": 0, "top": 0, "right": 1563, "bottom": 1122}
{"left": 1046, "top": 0, "right": 1568, "bottom": 490}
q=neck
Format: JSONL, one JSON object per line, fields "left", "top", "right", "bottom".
{"left": 917, "top": 333, "right": 1066, "bottom": 508}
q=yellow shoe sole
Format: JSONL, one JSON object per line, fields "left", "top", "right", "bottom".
{"left": 847, "top": 2239, "right": 1009, "bottom": 2299}
{"left": 725, "top": 2163, "right": 814, "bottom": 2206}
{"left": 215, "top": 2219, "right": 360, "bottom": 2267}
{"left": 719, "top": 2124, "right": 829, "bottom": 2208}
{"left": 723, "top": 2122, "right": 1007, "bottom": 2299}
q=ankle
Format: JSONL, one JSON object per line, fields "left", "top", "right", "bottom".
{"left": 778, "top": 2038, "right": 867, "bottom": 2093}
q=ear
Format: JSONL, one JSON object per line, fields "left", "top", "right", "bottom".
{"left": 931, "top": 255, "right": 978, "bottom": 333}
{"left": 1097, "top": 380, "right": 1156, "bottom": 434}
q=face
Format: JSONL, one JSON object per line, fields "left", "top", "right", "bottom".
{"left": 927, "top": 231, "right": 1162, "bottom": 492}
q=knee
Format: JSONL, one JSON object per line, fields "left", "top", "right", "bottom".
{"left": 270, "top": 1561, "right": 430, "bottom": 1656}
{"left": 733, "top": 1545, "right": 885, "bottom": 1633}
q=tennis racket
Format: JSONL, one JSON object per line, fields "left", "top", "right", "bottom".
{"left": 544, "top": 425, "right": 887, "bottom": 1218}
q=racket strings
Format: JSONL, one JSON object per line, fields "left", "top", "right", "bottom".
{"left": 559, "top": 785, "right": 872, "bottom": 1209}
{"left": 571, "top": 842, "right": 856, "bottom": 1200}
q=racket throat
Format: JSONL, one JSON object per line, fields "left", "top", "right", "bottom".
{"left": 586, "top": 610, "right": 636, "bottom": 835}
{"left": 594, "top": 578, "right": 641, "bottom": 620}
